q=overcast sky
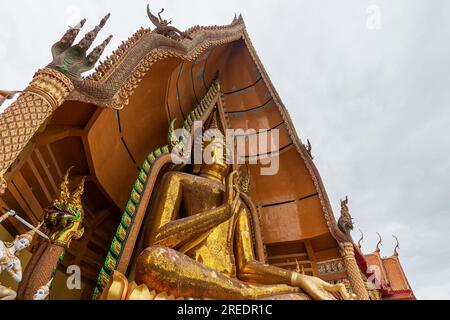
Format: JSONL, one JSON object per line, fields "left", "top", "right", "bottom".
{"left": 1, "top": 0, "right": 449, "bottom": 299}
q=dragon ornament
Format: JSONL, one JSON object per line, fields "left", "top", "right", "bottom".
{"left": 147, "top": 4, "right": 192, "bottom": 41}
{"left": 42, "top": 167, "right": 86, "bottom": 248}
{"left": 337, "top": 196, "right": 354, "bottom": 241}
{"left": 16, "top": 167, "right": 86, "bottom": 299}
{"left": 48, "top": 14, "right": 113, "bottom": 78}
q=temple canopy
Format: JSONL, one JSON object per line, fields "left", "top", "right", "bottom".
{"left": 0, "top": 10, "right": 414, "bottom": 300}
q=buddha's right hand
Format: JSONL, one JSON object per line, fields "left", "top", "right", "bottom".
{"left": 225, "top": 171, "right": 241, "bottom": 218}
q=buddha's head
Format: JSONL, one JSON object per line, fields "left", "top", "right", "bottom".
{"left": 199, "top": 112, "right": 229, "bottom": 184}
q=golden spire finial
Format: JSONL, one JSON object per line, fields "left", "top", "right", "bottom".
{"left": 392, "top": 235, "right": 400, "bottom": 256}
{"left": 68, "top": 176, "right": 86, "bottom": 214}
{"left": 357, "top": 229, "right": 364, "bottom": 249}
{"left": 202, "top": 109, "right": 224, "bottom": 141}
{"left": 210, "top": 110, "right": 219, "bottom": 129}
{"left": 375, "top": 232, "right": 382, "bottom": 252}
{"left": 337, "top": 195, "right": 354, "bottom": 240}
{"left": 54, "top": 166, "right": 74, "bottom": 209}
{"left": 340, "top": 196, "right": 350, "bottom": 217}
{"left": 202, "top": 110, "right": 226, "bottom": 160}
{"left": 207, "top": 109, "right": 223, "bottom": 134}
{"left": 198, "top": 109, "right": 230, "bottom": 183}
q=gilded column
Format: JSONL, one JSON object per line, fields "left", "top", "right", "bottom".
{"left": 340, "top": 242, "right": 370, "bottom": 300}
{"left": 0, "top": 68, "right": 74, "bottom": 192}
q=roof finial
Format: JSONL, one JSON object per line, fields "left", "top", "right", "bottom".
{"left": 147, "top": 3, "right": 191, "bottom": 40}
{"left": 392, "top": 235, "right": 400, "bottom": 256}
{"left": 337, "top": 195, "right": 353, "bottom": 241}
{"left": 305, "top": 139, "right": 314, "bottom": 159}
{"left": 375, "top": 232, "right": 382, "bottom": 252}
{"left": 357, "top": 229, "right": 364, "bottom": 249}
{"left": 158, "top": 8, "right": 165, "bottom": 22}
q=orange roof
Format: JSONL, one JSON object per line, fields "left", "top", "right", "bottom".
{"left": 364, "top": 249, "right": 415, "bottom": 300}
{"left": 364, "top": 250, "right": 391, "bottom": 293}
{"left": 381, "top": 255, "right": 415, "bottom": 300}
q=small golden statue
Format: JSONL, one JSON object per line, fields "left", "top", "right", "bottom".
{"left": 0, "top": 218, "right": 42, "bottom": 300}
{"left": 126, "top": 111, "right": 352, "bottom": 300}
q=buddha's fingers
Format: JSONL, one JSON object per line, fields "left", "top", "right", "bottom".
{"left": 320, "top": 286, "right": 337, "bottom": 300}
{"left": 308, "top": 287, "right": 336, "bottom": 300}
{"left": 324, "top": 283, "right": 351, "bottom": 300}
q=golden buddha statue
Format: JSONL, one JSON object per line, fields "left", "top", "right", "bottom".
{"left": 131, "top": 113, "right": 353, "bottom": 300}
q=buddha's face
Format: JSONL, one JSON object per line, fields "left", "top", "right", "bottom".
{"left": 208, "top": 139, "right": 226, "bottom": 165}
{"left": 14, "top": 238, "right": 30, "bottom": 251}
{"left": 199, "top": 137, "right": 229, "bottom": 183}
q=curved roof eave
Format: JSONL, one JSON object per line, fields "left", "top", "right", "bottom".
{"left": 66, "top": 15, "right": 347, "bottom": 244}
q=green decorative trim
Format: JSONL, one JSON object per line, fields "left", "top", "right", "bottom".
{"left": 134, "top": 180, "right": 144, "bottom": 194}
{"left": 92, "top": 79, "right": 220, "bottom": 299}
{"left": 92, "top": 287, "right": 101, "bottom": 300}
{"left": 121, "top": 213, "right": 132, "bottom": 228}
{"left": 142, "top": 159, "right": 151, "bottom": 173}
{"left": 51, "top": 250, "right": 66, "bottom": 279}
{"left": 138, "top": 171, "right": 147, "bottom": 183}
{"left": 130, "top": 189, "right": 141, "bottom": 204}
{"left": 148, "top": 153, "right": 156, "bottom": 163}
{"left": 104, "top": 252, "right": 117, "bottom": 272}
{"left": 116, "top": 224, "right": 127, "bottom": 242}
{"left": 125, "top": 201, "right": 136, "bottom": 216}
{"left": 110, "top": 237, "right": 122, "bottom": 257}
{"left": 97, "top": 268, "right": 111, "bottom": 288}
